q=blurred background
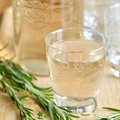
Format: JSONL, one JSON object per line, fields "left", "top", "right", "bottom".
{"left": 0, "top": 0, "right": 11, "bottom": 23}
{"left": 0, "top": 0, "right": 119, "bottom": 52}
{"left": 0, "top": 0, "right": 13, "bottom": 51}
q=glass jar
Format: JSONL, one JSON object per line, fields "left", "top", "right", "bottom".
{"left": 12, "top": 0, "right": 83, "bottom": 76}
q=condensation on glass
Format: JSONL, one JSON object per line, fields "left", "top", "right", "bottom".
{"left": 12, "top": 0, "right": 83, "bottom": 76}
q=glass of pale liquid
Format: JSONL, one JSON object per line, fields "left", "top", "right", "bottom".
{"left": 45, "top": 28, "right": 107, "bottom": 113}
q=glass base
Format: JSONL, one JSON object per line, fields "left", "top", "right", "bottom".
{"left": 20, "top": 59, "right": 49, "bottom": 76}
{"left": 54, "top": 92, "right": 95, "bottom": 113}
{"left": 111, "top": 68, "right": 120, "bottom": 77}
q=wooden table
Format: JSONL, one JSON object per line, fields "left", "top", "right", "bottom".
{"left": 0, "top": 44, "right": 120, "bottom": 120}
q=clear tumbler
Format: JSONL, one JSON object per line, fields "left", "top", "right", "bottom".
{"left": 45, "top": 28, "right": 107, "bottom": 113}
{"left": 105, "top": 3, "right": 120, "bottom": 77}
{"left": 12, "top": 0, "right": 83, "bottom": 76}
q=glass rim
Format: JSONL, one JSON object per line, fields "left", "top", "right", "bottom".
{"left": 84, "top": 0, "right": 117, "bottom": 7}
{"left": 105, "top": 2, "right": 120, "bottom": 22}
{"left": 45, "top": 28, "right": 108, "bottom": 54}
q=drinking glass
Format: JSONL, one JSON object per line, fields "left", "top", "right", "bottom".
{"left": 12, "top": 0, "right": 83, "bottom": 76}
{"left": 45, "top": 28, "right": 107, "bottom": 113}
{"left": 84, "top": 0, "right": 120, "bottom": 35}
{"left": 105, "top": 3, "right": 120, "bottom": 77}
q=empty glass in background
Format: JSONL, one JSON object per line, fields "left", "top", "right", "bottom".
{"left": 105, "top": 3, "right": 120, "bottom": 77}
{"left": 84, "top": 0, "right": 120, "bottom": 38}
{"left": 45, "top": 28, "right": 107, "bottom": 113}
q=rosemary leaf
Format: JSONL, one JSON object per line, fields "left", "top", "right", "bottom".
{"left": 102, "top": 107, "right": 120, "bottom": 112}
{"left": 81, "top": 113, "right": 90, "bottom": 116}
{"left": 92, "top": 97, "right": 97, "bottom": 113}
{"left": 0, "top": 43, "right": 9, "bottom": 51}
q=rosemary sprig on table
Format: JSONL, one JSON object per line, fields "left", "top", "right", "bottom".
{"left": 94, "top": 107, "right": 120, "bottom": 120}
{"left": 0, "top": 45, "right": 79, "bottom": 120}
{"left": 0, "top": 72, "right": 35, "bottom": 120}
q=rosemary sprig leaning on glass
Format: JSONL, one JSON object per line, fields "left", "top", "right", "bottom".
{"left": 0, "top": 45, "right": 79, "bottom": 120}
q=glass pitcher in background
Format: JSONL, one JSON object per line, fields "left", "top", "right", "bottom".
{"left": 12, "top": 0, "right": 83, "bottom": 76}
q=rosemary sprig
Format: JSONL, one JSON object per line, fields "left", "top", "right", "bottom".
{"left": 0, "top": 59, "right": 79, "bottom": 119}
{"left": 94, "top": 107, "right": 120, "bottom": 120}
{"left": 0, "top": 72, "right": 35, "bottom": 120}
{"left": 0, "top": 45, "right": 80, "bottom": 120}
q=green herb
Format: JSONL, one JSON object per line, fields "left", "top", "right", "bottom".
{"left": 80, "top": 97, "right": 97, "bottom": 117}
{"left": 81, "top": 113, "right": 90, "bottom": 116}
{"left": 0, "top": 72, "right": 35, "bottom": 120}
{"left": 0, "top": 45, "right": 80, "bottom": 120}
{"left": 94, "top": 113, "right": 120, "bottom": 120}
{"left": 37, "top": 112, "right": 47, "bottom": 119}
{"left": 0, "top": 43, "right": 9, "bottom": 51}
{"left": 102, "top": 107, "right": 120, "bottom": 112}
{"left": 92, "top": 97, "right": 97, "bottom": 113}
{"left": 94, "top": 114, "right": 107, "bottom": 119}
{"left": 94, "top": 107, "right": 120, "bottom": 120}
